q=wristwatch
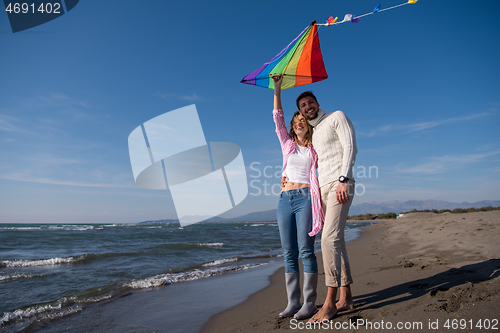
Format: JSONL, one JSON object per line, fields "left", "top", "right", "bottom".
{"left": 339, "top": 176, "right": 350, "bottom": 183}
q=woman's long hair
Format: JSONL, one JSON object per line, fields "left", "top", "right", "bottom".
{"left": 289, "top": 111, "right": 313, "bottom": 147}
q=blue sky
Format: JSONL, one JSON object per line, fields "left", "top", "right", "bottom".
{"left": 1, "top": 0, "right": 499, "bottom": 223}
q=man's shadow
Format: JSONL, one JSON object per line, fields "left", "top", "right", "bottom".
{"left": 340, "top": 258, "right": 500, "bottom": 313}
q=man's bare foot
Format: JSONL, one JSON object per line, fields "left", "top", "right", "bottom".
{"left": 308, "top": 303, "right": 337, "bottom": 323}
{"left": 335, "top": 300, "right": 354, "bottom": 312}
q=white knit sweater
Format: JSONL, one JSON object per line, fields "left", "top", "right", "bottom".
{"left": 311, "top": 109, "right": 357, "bottom": 188}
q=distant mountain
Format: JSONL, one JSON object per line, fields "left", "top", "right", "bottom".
{"left": 225, "top": 209, "right": 277, "bottom": 222}
{"left": 138, "top": 219, "right": 179, "bottom": 224}
{"left": 201, "top": 209, "right": 277, "bottom": 223}
{"left": 137, "top": 210, "right": 277, "bottom": 224}
{"left": 348, "top": 200, "right": 500, "bottom": 215}
{"left": 139, "top": 200, "right": 500, "bottom": 224}
{"left": 178, "top": 215, "right": 216, "bottom": 223}
{"left": 215, "top": 199, "right": 500, "bottom": 222}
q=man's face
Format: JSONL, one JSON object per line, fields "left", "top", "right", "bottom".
{"left": 298, "top": 96, "right": 319, "bottom": 120}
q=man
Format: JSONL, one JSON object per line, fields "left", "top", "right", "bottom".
{"left": 296, "top": 91, "right": 357, "bottom": 322}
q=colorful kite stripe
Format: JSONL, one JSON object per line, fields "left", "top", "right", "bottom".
{"left": 240, "top": 21, "right": 328, "bottom": 90}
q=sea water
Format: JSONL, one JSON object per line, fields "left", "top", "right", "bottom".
{"left": 0, "top": 221, "right": 373, "bottom": 332}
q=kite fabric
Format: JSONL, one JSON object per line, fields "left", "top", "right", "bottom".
{"left": 240, "top": 21, "right": 328, "bottom": 90}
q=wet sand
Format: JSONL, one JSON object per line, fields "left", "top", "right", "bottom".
{"left": 201, "top": 210, "right": 500, "bottom": 332}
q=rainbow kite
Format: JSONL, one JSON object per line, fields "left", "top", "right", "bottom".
{"left": 240, "top": 21, "right": 328, "bottom": 90}
{"left": 241, "top": 0, "right": 418, "bottom": 90}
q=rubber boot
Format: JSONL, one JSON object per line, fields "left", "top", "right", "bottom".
{"left": 279, "top": 272, "right": 301, "bottom": 318}
{"left": 294, "top": 272, "right": 318, "bottom": 319}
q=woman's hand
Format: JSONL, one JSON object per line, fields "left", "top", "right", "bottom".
{"left": 272, "top": 74, "right": 283, "bottom": 91}
{"left": 280, "top": 176, "right": 288, "bottom": 190}
{"left": 273, "top": 74, "right": 283, "bottom": 110}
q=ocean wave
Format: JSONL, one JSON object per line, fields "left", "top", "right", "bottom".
{"left": 0, "top": 291, "right": 118, "bottom": 329}
{"left": 202, "top": 257, "right": 238, "bottom": 267}
{"left": 0, "top": 260, "right": 272, "bottom": 328}
{"left": 36, "top": 305, "right": 82, "bottom": 322}
{"left": 0, "top": 227, "right": 42, "bottom": 230}
{"left": 0, "top": 253, "right": 280, "bottom": 328}
{"left": 0, "top": 273, "right": 50, "bottom": 282}
{"left": 0, "top": 251, "right": 140, "bottom": 268}
{"left": 76, "top": 294, "right": 113, "bottom": 304}
{"left": 123, "top": 262, "right": 266, "bottom": 289}
{"left": 1, "top": 225, "right": 95, "bottom": 232}
{"left": 147, "top": 242, "right": 225, "bottom": 251}
{"left": 0, "top": 255, "right": 88, "bottom": 268}
{"left": 67, "top": 226, "right": 94, "bottom": 231}
{"left": 0, "top": 298, "right": 81, "bottom": 327}
{"left": 48, "top": 225, "right": 94, "bottom": 231}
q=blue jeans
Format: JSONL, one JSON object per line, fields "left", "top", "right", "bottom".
{"left": 277, "top": 187, "right": 318, "bottom": 274}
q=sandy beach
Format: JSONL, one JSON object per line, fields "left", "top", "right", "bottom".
{"left": 201, "top": 210, "right": 500, "bottom": 332}
{"left": 21, "top": 210, "right": 499, "bottom": 333}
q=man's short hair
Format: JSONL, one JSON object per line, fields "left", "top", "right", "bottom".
{"left": 296, "top": 91, "right": 318, "bottom": 110}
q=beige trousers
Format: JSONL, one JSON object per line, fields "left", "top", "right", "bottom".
{"left": 320, "top": 180, "right": 354, "bottom": 287}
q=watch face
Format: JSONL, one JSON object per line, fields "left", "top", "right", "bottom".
{"left": 339, "top": 176, "right": 346, "bottom": 182}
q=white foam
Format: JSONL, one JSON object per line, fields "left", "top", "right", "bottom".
{"left": 197, "top": 242, "right": 224, "bottom": 247}
{"left": 202, "top": 257, "right": 238, "bottom": 267}
{"left": 0, "top": 273, "right": 46, "bottom": 282}
{"left": 0, "top": 298, "right": 79, "bottom": 326}
{"left": 77, "top": 294, "right": 113, "bottom": 304}
{"left": 71, "top": 226, "right": 94, "bottom": 231}
{"left": 1, "top": 255, "right": 86, "bottom": 268}
{"left": 40, "top": 305, "right": 82, "bottom": 321}
{"left": 123, "top": 262, "right": 266, "bottom": 290}
{"left": 43, "top": 225, "right": 95, "bottom": 231}
{"left": 123, "top": 273, "right": 172, "bottom": 289}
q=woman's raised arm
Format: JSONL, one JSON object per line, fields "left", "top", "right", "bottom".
{"left": 273, "top": 75, "right": 283, "bottom": 110}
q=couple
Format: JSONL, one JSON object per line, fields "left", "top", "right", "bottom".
{"left": 272, "top": 75, "right": 357, "bottom": 322}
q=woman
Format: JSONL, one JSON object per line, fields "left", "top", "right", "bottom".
{"left": 272, "top": 75, "right": 324, "bottom": 320}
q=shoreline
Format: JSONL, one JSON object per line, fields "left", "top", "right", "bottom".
{"left": 28, "top": 261, "right": 284, "bottom": 333}
{"left": 201, "top": 211, "right": 500, "bottom": 332}
{"left": 19, "top": 225, "right": 367, "bottom": 333}
{"left": 19, "top": 211, "right": 500, "bottom": 332}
